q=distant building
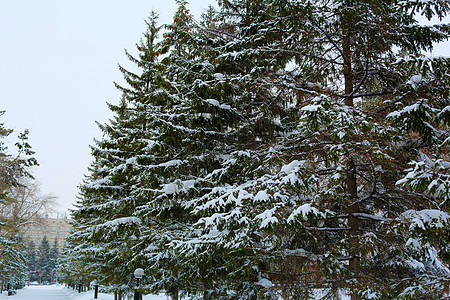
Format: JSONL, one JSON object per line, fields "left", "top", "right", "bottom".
{"left": 20, "top": 216, "right": 72, "bottom": 250}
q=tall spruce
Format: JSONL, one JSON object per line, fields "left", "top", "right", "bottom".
{"left": 24, "top": 241, "right": 37, "bottom": 283}
{"left": 183, "top": 0, "right": 450, "bottom": 298}
{"left": 66, "top": 0, "right": 449, "bottom": 299}
{"left": 36, "top": 236, "right": 51, "bottom": 284}
{"left": 68, "top": 12, "right": 163, "bottom": 299}
{"left": 69, "top": 98, "right": 149, "bottom": 298}
{"left": 133, "top": 1, "right": 296, "bottom": 298}
{"left": 129, "top": 3, "right": 238, "bottom": 298}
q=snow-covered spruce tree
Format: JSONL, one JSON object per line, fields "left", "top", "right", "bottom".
{"left": 128, "top": 4, "right": 245, "bottom": 299}
{"left": 69, "top": 50, "right": 159, "bottom": 298}
{"left": 69, "top": 97, "right": 151, "bottom": 297}
{"left": 176, "top": 2, "right": 302, "bottom": 299}
{"left": 67, "top": 0, "right": 449, "bottom": 298}
{"left": 67, "top": 2, "right": 292, "bottom": 298}
{"left": 24, "top": 241, "right": 38, "bottom": 282}
{"left": 385, "top": 43, "right": 450, "bottom": 299}
{"left": 36, "top": 236, "right": 51, "bottom": 283}
{"left": 96, "top": 1, "right": 292, "bottom": 299}
{"left": 34, "top": 236, "right": 59, "bottom": 284}
{"left": 68, "top": 13, "right": 166, "bottom": 299}
{"left": 180, "top": 0, "right": 450, "bottom": 299}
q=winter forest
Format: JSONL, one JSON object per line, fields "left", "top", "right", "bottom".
{"left": 1, "top": 0, "right": 449, "bottom": 299}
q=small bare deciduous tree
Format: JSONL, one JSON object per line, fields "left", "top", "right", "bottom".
{"left": 0, "top": 179, "right": 57, "bottom": 228}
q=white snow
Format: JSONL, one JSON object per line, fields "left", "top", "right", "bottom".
{"left": 213, "top": 73, "right": 225, "bottom": 80}
{"left": 255, "top": 207, "right": 278, "bottom": 228}
{"left": 205, "top": 98, "right": 232, "bottom": 110}
{"left": 158, "top": 159, "right": 182, "bottom": 168}
{"left": 100, "top": 217, "right": 141, "bottom": 227}
{"left": 401, "top": 209, "right": 450, "bottom": 230}
{"left": 5, "top": 285, "right": 167, "bottom": 300}
{"left": 163, "top": 182, "right": 179, "bottom": 194}
{"left": 236, "top": 189, "right": 253, "bottom": 202}
{"left": 255, "top": 277, "right": 273, "bottom": 288}
{"left": 254, "top": 190, "right": 270, "bottom": 202}
{"left": 280, "top": 160, "right": 304, "bottom": 174}
{"left": 386, "top": 103, "right": 428, "bottom": 119}
{"left": 437, "top": 105, "right": 450, "bottom": 119}
{"left": 300, "top": 104, "right": 322, "bottom": 112}
{"left": 407, "top": 74, "right": 423, "bottom": 89}
{"left": 163, "top": 179, "right": 196, "bottom": 195}
{"left": 287, "top": 203, "right": 322, "bottom": 222}
{"left": 125, "top": 157, "right": 137, "bottom": 165}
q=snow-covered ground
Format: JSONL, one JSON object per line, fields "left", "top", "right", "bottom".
{"left": 0, "top": 285, "right": 167, "bottom": 300}
{"left": 0, "top": 285, "right": 359, "bottom": 299}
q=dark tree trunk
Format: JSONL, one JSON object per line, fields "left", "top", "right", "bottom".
{"left": 343, "top": 28, "right": 353, "bottom": 106}
{"left": 342, "top": 14, "right": 360, "bottom": 298}
{"left": 170, "top": 291, "right": 179, "bottom": 300}
{"left": 347, "top": 160, "right": 360, "bottom": 272}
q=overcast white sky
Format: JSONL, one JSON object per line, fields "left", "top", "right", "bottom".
{"left": 1, "top": 1, "right": 449, "bottom": 215}
{"left": 0, "top": 0, "right": 214, "bottom": 215}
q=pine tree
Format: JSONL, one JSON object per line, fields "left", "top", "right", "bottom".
{"left": 124, "top": 1, "right": 291, "bottom": 298}
{"left": 182, "top": 0, "right": 450, "bottom": 298}
{"left": 48, "top": 240, "right": 58, "bottom": 283}
{"left": 36, "top": 236, "right": 51, "bottom": 284}
{"left": 24, "top": 241, "right": 37, "bottom": 283}
{"left": 68, "top": 13, "right": 164, "bottom": 299}
{"left": 69, "top": 99, "right": 147, "bottom": 297}
{"left": 65, "top": 1, "right": 449, "bottom": 298}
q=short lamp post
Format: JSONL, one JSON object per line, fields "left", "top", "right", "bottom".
{"left": 133, "top": 268, "right": 144, "bottom": 300}
{"left": 78, "top": 276, "right": 82, "bottom": 293}
{"left": 92, "top": 280, "right": 99, "bottom": 299}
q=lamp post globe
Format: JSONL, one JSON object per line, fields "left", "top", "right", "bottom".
{"left": 134, "top": 268, "right": 144, "bottom": 279}
{"left": 134, "top": 268, "right": 144, "bottom": 300}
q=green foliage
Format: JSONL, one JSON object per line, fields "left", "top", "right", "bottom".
{"left": 66, "top": 0, "right": 450, "bottom": 299}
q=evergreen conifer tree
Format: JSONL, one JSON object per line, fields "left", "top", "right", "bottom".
{"left": 66, "top": 1, "right": 449, "bottom": 298}
{"left": 69, "top": 97, "right": 148, "bottom": 297}
{"left": 48, "top": 240, "right": 58, "bottom": 283}
{"left": 127, "top": 1, "right": 291, "bottom": 297}
{"left": 24, "top": 241, "right": 37, "bottom": 283}
{"left": 68, "top": 12, "right": 164, "bottom": 299}
{"left": 36, "top": 236, "right": 51, "bottom": 284}
{"left": 182, "top": 0, "right": 450, "bottom": 298}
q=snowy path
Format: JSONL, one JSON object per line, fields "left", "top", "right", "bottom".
{"left": 8, "top": 285, "right": 73, "bottom": 299}
{"left": 1, "top": 285, "right": 167, "bottom": 300}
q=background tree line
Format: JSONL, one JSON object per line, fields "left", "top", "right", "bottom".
{"left": 24, "top": 236, "right": 59, "bottom": 285}
{"left": 63, "top": 0, "right": 449, "bottom": 299}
